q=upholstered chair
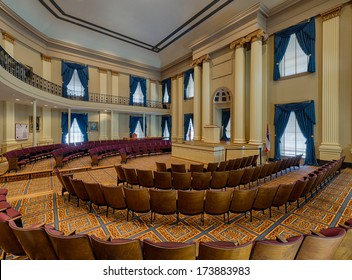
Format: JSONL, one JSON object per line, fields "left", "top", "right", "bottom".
{"left": 143, "top": 239, "right": 196, "bottom": 260}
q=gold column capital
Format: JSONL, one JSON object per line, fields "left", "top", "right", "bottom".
{"left": 171, "top": 75, "right": 178, "bottom": 81}
{"left": 191, "top": 54, "right": 210, "bottom": 67}
{"left": 41, "top": 54, "right": 51, "bottom": 62}
{"left": 245, "top": 29, "right": 268, "bottom": 43}
{"left": 111, "top": 71, "right": 120, "bottom": 76}
{"left": 230, "top": 37, "right": 247, "bottom": 49}
{"left": 177, "top": 73, "right": 183, "bottom": 79}
{"left": 98, "top": 68, "right": 107, "bottom": 74}
{"left": 321, "top": 6, "right": 341, "bottom": 21}
{"left": 2, "top": 31, "right": 14, "bottom": 44}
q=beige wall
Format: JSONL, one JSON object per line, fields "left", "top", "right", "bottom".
{"left": 14, "top": 42, "right": 41, "bottom": 75}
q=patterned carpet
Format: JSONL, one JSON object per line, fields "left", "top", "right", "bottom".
{"left": 1, "top": 154, "right": 352, "bottom": 247}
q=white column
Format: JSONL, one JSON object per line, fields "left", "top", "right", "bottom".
{"left": 319, "top": 7, "right": 342, "bottom": 160}
{"left": 2, "top": 32, "right": 14, "bottom": 57}
{"left": 146, "top": 78, "right": 151, "bottom": 103}
{"left": 248, "top": 33, "right": 263, "bottom": 146}
{"left": 113, "top": 112, "right": 120, "bottom": 139}
{"left": 202, "top": 59, "right": 211, "bottom": 141}
{"left": 67, "top": 108, "right": 71, "bottom": 143}
{"left": 41, "top": 55, "right": 52, "bottom": 81}
{"left": 177, "top": 74, "right": 184, "bottom": 143}
{"left": 32, "top": 100, "right": 37, "bottom": 146}
{"left": 171, "top": 76, "right": 178, "bottom": 142}
{"left": 110, "top": 111, "right": 114, "bottom": 140}
{"left": 3, "top": 101, "right": 16, "bottom": 147}
{"left": 232, "top": 39, "right": 246, "bottom": 144}
{"left": 99, "top": 68, "right": 107, "bottom": 94}
{"left": 99, "top": 111, "right": 108, "bottom": 140}
{"left": 193, "top": 64, "right": 202, "bottom": 141}
{"left": 111, "top": 72, "right": 119, "bottom": 96}
{"left": 40, "top": 107, "right": 52, "bottom": 144}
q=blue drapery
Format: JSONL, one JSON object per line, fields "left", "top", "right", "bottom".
{"left": 184, "top": 114, "right": 193, "bottom": 140}
{"left": 274, "top": 17, "right": 315, "bottom": 81}
{"left": 221, "top": 110, "right": 231, "bottom": 140}
{"left": 129, "top": 75, "right": 147, "bottom": 106}
{"left": 162, "top": 78, "right": 171, "bottom": 104}
{"left": 161, "top": 115, "right": 171, "bottom": 140}
{"left": 129, "top": 116, "right": 144, "bottom": 137}
{"left": 61, "top": 113, "right": 88, "bottom": 143}
{"left": 183, "top": 69, "right": 194, "bottom": 100}
{"left": 274, "top": 100, "right": 318, "bottom": 165}
{"left": 62, "top": 61, "right": 89, "bottom": 100}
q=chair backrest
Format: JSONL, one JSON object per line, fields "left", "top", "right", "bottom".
{"left": 153, "top": 171, "right": 172, "bottom": 189}
{"left": 61, "top": 173, "right": 76, "bottom": 196}
{"left": 191, "top": 172, "right": 211, "bottom": 190}
{"left": 229, "top": 188, "right": 258, "bottom": 213}
{"left": 137, "top": 169, "right": 154, "bottom": 188}
{"left": 123, "top": 187, "right": 150, "bottom": 213}
{"left": 114, "top": 165, "right": 127, "bottom": 185}
{"left": 9, "top": 221, "right": 58, "bottom": 260}
{"left": 0, "top": 219, "right": 26, "bottom": 259}
{"left": 295, "top": 227, "right": 346, "bottom": 260}
{"left": 206, "top": 162, "right": 218, "bottom": 172}
{"left": 272, "top": 183, "right": 295, "bottom": 207}
{"left": 287, "top": 179, "right": 308, "bottom": 203}
{"left": 83, "top": 182, "right": 107, "bottom": 206}
{"left": 172, "top": 172, "right": 192, "bottom": 190}
{"left": 252, "top": 186, "right": 278, "bottom": 211}
{"left": 171, "top": 163, "right": 186, "bottom": 173}
{"left": 177, "top": 190, "right": 205, "bottom": 215}
{"left": 189, "top": 163, "right": 204, "bottom": 173}
{"left": 124, "top": 168, "right": 139, "bottom": 186}
{"left": 249, "top": 165, "right": 262, "bottom": 184}
{"left": 101, "top": 185, "right": 126, "bottom": 210}
{"left": 156, "top": 162, "right": 167, "bottom": 172}
{"left": 240, "top": 167, "right": 255, "bottom": 185}
{"left": 143, "top": 239, "right": 196, "bottom": 260}
{"left": 227, "top": 169, "right": 245, "bottom": 188}
{"left": 232, "top": 158, "right": 242, "bottom": 170}
{"left": 333, "top": 226, "right": 352, "bottom": 260}
{"left": 90, "top": 235, "right": 143, "bottom": 260}
{"left": 258, "top": 163, "right": 270, "bottom": 180}
{"left": 204, "top": 190, "right": 232, "bottom": 215}
{"left": 198, "top": 241, "right": 253, "bottom": 260}
{"left": 210, "top": 171, "right": 229, "bottom": 190}
{"left": 239, "top": 157, "right": 249, "bottom": 168}
{"left": 70, "top": 178, "right": 89, "bottom": 202}
{"left": 250, "top": 235, "right": 304, "bottom": 260}
{"left": 149, "top": 189, "right": 177, "bottom": 215}
{"left": 217, "top": 161, "right": 227, "bottom": 171}
{"left": 225, "top": 159, "right": 235, "bottom": 171}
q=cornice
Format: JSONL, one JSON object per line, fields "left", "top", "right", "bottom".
{"left": 41, "top": 54, "right": 51, "bottom": 62}
{"left": 191, "top": 54, "right": 211, "bottom": 67}
{"left": 321, "top": 6, "right": 342, "bottom": 21}
{"left": 2, "top": 31, "right": 15, "bottom": 44}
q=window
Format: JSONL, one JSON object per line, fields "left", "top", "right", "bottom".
{"left": 133, "top": 82, "right": 144, "bottom": 105}
{"left": 163, "top": 122, "right": 170, "bottom": 140}
{"left": 67, "top": 70, "right": 84, "bottom": 97}
{"left": 280, "top": 113, "right": 306, "bottom": 157}
{"left": 185, "top": 118, "right": 194, "bottom": 141}
{"left": 214, "top": 88, "right": 231, "bottom": 103}
{"left": 225, "top": 118, "right": 231, "bottom": 139}
{"left": 133, "top": 120, "right": 145, "bottom": 138}
{"left": 279, "top": 33, "right": 309, "bottom": 77}
{"left": 185, "top": 74, "right": 194, "bottom": 99}
{"left": 65, "top": 118, "right": 84, "bottom": 144}
{"left": 163, "top": 86, "right": 170, "bottom": 104}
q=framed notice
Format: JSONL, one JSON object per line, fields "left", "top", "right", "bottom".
{"left": 15, "top": 123, "right": 29, "bottom": 140}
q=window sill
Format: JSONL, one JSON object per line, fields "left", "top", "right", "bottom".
{"left": 276, "top": 72, "right": 311, "bottom": 81}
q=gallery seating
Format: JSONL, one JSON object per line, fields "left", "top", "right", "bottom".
{"left": 177, "top": 190, "right": 205, "bottom": 225}
{"left": 123, "top": 187, "right": 150, "bottom": 221}
{"left": 101, "top": 185, "right": 127, "bottom": 217}
{"left": 198, "top": 241, "right": 253, "bottom": 260}
{"left": 143, "top": 239, "right": 196, "bottom": 260}
{"left": 204, "top": 190, "right": 232, "bottom": 224}
{"left": 149, "top": 189, "right": 177, "bottom": 223}
{"left": 153, "top": 171, "right": 172, "bottom": 189}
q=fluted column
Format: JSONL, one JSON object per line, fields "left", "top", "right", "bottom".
{"left": 32, "top": 100, "right": 37, "bottom": 146}
{"left": 177, "top": 74, "right": 184, "bottom": 143}
{"left": 67, "top": 108, "right": 71, "bottom": 143}
{"left": 171, "top": 76, "right": 178, "bottom": 142}
{"left": 110, "top": 111, "right": 114, "bottom": 140}
{"left": 248, "top": 31, "right": 265, "bottom": 146}
{"left": 192, "top": 63, "right": 202, "bottom": 141}
{"left": 111, "top": 71, "right": 119, "bottom": 96}
{"left": 99, "top": 111, "right": 108, "bottom": 140}
{"left": 230, "top": 38, "right": 247, "bottom": 144}
{"left": 2, "top": 32, "right": 14, "bottom": 57}
{"left": 40, "top": 107, "right": 52, "bottom": 144}
{"left": 99, "top": 68, "right": 107, "bottom": 95}
{"left": 319, "top": 7, "right": 342, "bottom": 160}
{"left": 202, "top": 57, "right": 211, "bottom": 141}
{"left": 3, "top": 101, "right": 16, "bottom": 147}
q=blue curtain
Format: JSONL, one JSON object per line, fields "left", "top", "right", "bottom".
{"left": 274, "top": 17, "right": 315, "bottom": 81}
{"left": 274, "top": 101, "right": 318, "bottom": 165}
{"left": 62, "top": 61, "right": 89, "bottom": 100}
{"left": 221, "top": 110, "right": 231, "bottom": 140}
{"left": 183, "top": 69, "right": 194, "bottom": 99}
{"left": 162, "top": 78, "right": 171, "bottom": 104}
{"left": 73, "top": 113, "right": 88, "bottom": 142}
{"left": 61, "top": 112, "right": 69, "bottom": 144}
{"left": 161, "top": 115, "right": 171, "bottom": 139}
{"left": 184, "top": 114, "right": 193, "bottom": 140}
{"left": 129, "top": 75, "right": 147, "bottom": 106}
{"left": 129, "top": 116, "right": 144, "bottom": 137}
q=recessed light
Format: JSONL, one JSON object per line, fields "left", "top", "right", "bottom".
{"left": 44, "top": 105, "right": 48, "bottom": 107}
{"left": 15, "top": 98, "right": 20, "bottom": 101}
{"left": 54, "top": 106, "right": 57, "bottom": 108}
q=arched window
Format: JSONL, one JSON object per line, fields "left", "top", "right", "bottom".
{"left": 213, "top": 88, "right": 231, "bottom": 103}
{"left": 67, "top": 70, "right": 84, "bottom": 98}
{"left": 65, "top": 118, "right": 84, "bottom": 143}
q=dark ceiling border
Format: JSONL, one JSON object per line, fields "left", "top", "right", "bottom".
{"left": 38, "top": 0, "right": 234, "bottom": 53}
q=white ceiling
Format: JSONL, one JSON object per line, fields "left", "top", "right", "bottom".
{"left": 2, "top": 0, "right": 289, "bottom": 68}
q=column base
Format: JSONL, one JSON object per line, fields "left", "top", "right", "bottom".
{"left": 233, "top": 139, "right": 247, "bottom": 144}
{"left": 319, "top": 144, "right": 342, "bottom": 161}
{"left": 248, "top": 140, "right": 263, "bottom": 146}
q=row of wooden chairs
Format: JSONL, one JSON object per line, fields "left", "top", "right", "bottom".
{"left": 1, "top": 217, "right": 351, "bottom": 260}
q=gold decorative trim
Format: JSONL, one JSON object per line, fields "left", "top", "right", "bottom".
{"left": 2, "top": 31, "right": 14, "bottom": 44}
{"left": 230, "top": 37, "right": 246, "bottom": 49}
{"left": 98, "top": 68, "right": 107, "bottom": 74}
{"left": 171, "top": 76, "right": 178, "bottom": 81}
{"left": 111, "top": 71, "right": 119, "bottom": 76}
{"left": 177, "top": 73, "right": 183, "bottom": 79}
{"left": 41, "top": 54, "right": 51, "bottom": 62}
{"left": 191, "top": 54, "right": 210, "bottom": 67}
{"left": 245, "top": 29, "right": 268, "bottom": 43}
{"left": 321, "top": 6, "right": 341, "bottom": 21}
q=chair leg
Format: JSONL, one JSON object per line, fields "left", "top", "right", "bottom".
{"left": 250, "top": 210, "right": 252, "bottom": 222}
{"left": 269, "top": 207, "right": 272, "bottom": 218}
{"left": 176, "top": 212, "right": 179, "bottom": 224}
{"left": 285, "top": 202, "right": 288, "bottom": 213}
{"left": 297, "top": 199, "right": 299, "bottom": 209}
{"left": 126, "top": 209, "right": 129, "bottom": 221}
{"left": 89, "top": 202, "right": 92, "bottom": 212}
{"left": 77, "top": 198, "right": 80, "bottom": 207}
{"left": 150, "top": 211, "right": 153, "bottom": 224}
{"left": 106, "top": 206, "right": 109, "bottom": 218}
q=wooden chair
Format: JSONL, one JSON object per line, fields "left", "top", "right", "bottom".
{"left": 229, "top": 188, "right": 258, "bottom": 222}
{"left": 83, "top": 182, "right": 107, "bottom": 213}
{"left": 210, "top": 171, "right": 229, "bottom": 190}
{"left": 206, "top": 162, "right": 218, "bottom": 172}
{"left": 287, "top": 179, "right": 308, "bottom": 208}
{"left": 53, "top": 168, "right": 67, "bottom": 196}
{"left": 137, "top": 169, "right": 155, "bottom": 189}
{"left": 250, "top": 235, "right": 304, "bottom": 260}
{"left": 114, "top": 164, "right": 127, "bottom": 186}
{"left": 198, "top": 241, "right": 253, "bottom": 260}
{"left": 143, "top": 239, "right": 196, "bottom": 260}
{"left": 191, "top": 172, "right": 211, "bottom": 190}
{"left": 171, "top": 163, "right": 186, "bottom": 173}
{"left": 90, "top": 235, "right": 143, "bottom": 260}
{"left": 272, "top": 183, "right": 295, "bottom": 213}
{"left": 252, "top": 186, "right": 278, "bottom": 219}
{"left": 124, "top": 167, "right": 139, "bottom": 187}
{"left": 0, "top": 218, "right": 26, "bottom": 260}
{"left": 225, "top": 159, "right": 236, "bottom": 171}
{"left": 239, "top": 157, "right": 249, "bottom": 168}
{"left": 123, "top": 187, "right": 150, "bottom": 221}
{"left": 149, "top": 189, "right": 177, "bottom": 223}
{"left": 189, "top": 163, "right": 205, "bottom": 172}
{"left": 172, "top": 172, "right": 192, "bottom": 190}
{"left": 204, "top": 190, "right": 232, "bottom": 224}
{"left": 257, "top": 163, "right": 270, "bottom": 184}
{"left": 69, "top": 178, "right": 90, "bottom": 207}
{"left": 101, "top": 185, "right": 126, "bottom": 217}
{"left": 177, "top": 190, "right": 205, "bottom": 225}
{"left": 217, "top": 161, "right": 227, "bottom": 171}
{"left": 232, "top": 158, "right": 242, "bottom": 170}
{"left": 156, "top": 162, "right": 168, "bottom": 172}
{"left": 226, "top": 169, "right": 244, "bottom": 189}
{"left": 153, "top": 171, "right": 172, "bottom": 190}
{"left": 239, "top": 167, "right": 255, "bottom": 188}
{"left": 61, "top": 173, "right": 77, "bottom": 202}
{"left": 333, "top": 224, "right": 352, "bottom": 260}
{"left": 249, "top": 165, "right": 262, "bottom": 187}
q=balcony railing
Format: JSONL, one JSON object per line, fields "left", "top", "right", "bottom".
{"left": 0, "top": 46, "right": 170, "bottom": 109}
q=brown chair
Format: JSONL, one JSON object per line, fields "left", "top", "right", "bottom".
{"left": 83, "top": 181, "right": 107, "bottom": 213}
{"left": 252, "top": 186, "right": 278, "bottom": 219}
{"left": 246, "top": 155, "right": 254, "bottom": 167}
{"left": 45, "top": 229, "right": 95, "bottom": 260}
{"left": 295, "top": 227, "right": 346, "bottom": 260}
{"left": 239, "top": 156, "right": 249, "bottom": 168}
{"left": 265, "top": 162, "right": 276, "bottom": 180}
{"left": 204, "top": 190, "right": 232, "bottom": 224}
{"left": 61, "top": 173, "right": 77, "bottom": 202}
{"left": 257, "top": 163, "right": 270, "bottom": 184}
{"left": 249, "top": 165, "right": 262, "bottom": 187}
{"left": 149, "top": 189, "right": 177, "bottom": 223}
{"left": 90, "top": 235, "right": 143, "bottom": 260}
{"left": 210, "top": 171, "right": 229, "bottom": 190}
{"left": 101, "top": 185, "right": 126, "bottom": 217}
{"left": 171, "top": 163, "right": 186, "bottom": 173}
{"left": 333, "top": 224, "right": 352, "bottom": 260}
{"left": 114, "top": 164, "right": 127, "bottom": 186}
{"left": 239, "top": 167, "right": 255, "bottom": 188}
{"left": 226, "top": 169, "right": 244, "bottom": 189}
{"left": 70, "top": 178, "right": 90, "bottom": 207}
{"left": 232, "top": 158, "right": 242, "bottom": 170}
{"left": 229, "top": 188, "right": 258, "bottom": 222}
{"left": 250, "top": 154, "right": 259, "bottom": 167}
{"left": 9, "top": 221, "right": 58, "bottom": 260}
{"left": 250, "top": 235, "right": 304, "bottom": 260}
{"left": 172, "top": 172, "right": 192, "bottom": 190}
{"left": 272, "top": 183, "right": 295, "bottom": 213}
{"left": 124, "top": 167, "right": 139, "bottom": 187}
{"left": 191, "top": 172, "right": 211, "bottom": 190}
{"left": 143, "top": 239, "right": 196, "bottom": 260}
{"left": 198, "top": 241, "right": 253, "bottom": 260}
{"left": 217, "top": 161, "right": 227, "bottom": 171}
{"left": 287, "top": 179, "right": 308, "bottom": 208}
{"left": 206, "top": 162, "right": 218, "bottom": 172}
{"left": 156, "top": 162, "right": 168, "bottom": 172}
{"left": 137, "top": 169, "right": 154, "bottom": 189}
{"left": 0, "top": 218, "right": 26, "bottom": 260}
{"left": 177, "top": 190, "right": 205, "bottom": 225}
{"left": 271, "top": 160, "right": 282, "bottom": 178}
{"left": 153, "top": 171, "right": 172, "bottom": 189}
{"left": 123, "top": 187, "right": 150, "bottom": 221}
{"left": 225, "top": 159, "right": 236, "bottom": 171}
{"left": 53, "top": 168, "right": 67, "bottom": 196}
{"left": 189, "top": 163, "right": 205, "bottom": 172}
